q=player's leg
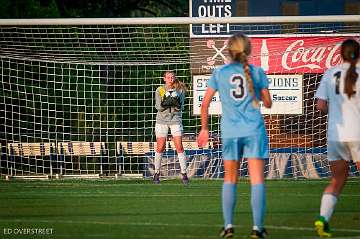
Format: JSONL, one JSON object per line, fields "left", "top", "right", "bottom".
{"left": 315, "top": 141, "right": 350, "bottom": 237}
{"left": 324, "top": 160, "right": 349, "bottom": 199}
{"left": 243, "top": 133, "right": 268, "bottom": 238}
{"left": 315, "top": 159, "right": 348, "bottom": 237}
{"left": 170, "top": 124, "right": 189, "bottom": 184}
{"left": 173, "top": 135, "right": 189, "bottom": 184}
{"left": 219, "top": 138, "right": 241, "bottom": 238}
{"left": 154, "top": 123, "right": 168, "bottom": 183}
{"left": 155, "top": 136, "right": 166, "bottom": 172}
{"left": 348, "top": 141, "right": 360, "bottom": 172}
{"left": 172, "top": 135, "right": 186, "bottom": 174}
{"left": 248, "top": 158, "right": 267, "bottom": 238}
{"left": 219, "top": 160, "right": 239, "bottom": 238}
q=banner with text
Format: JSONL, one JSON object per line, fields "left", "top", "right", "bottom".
{"left": 193, "top": 75, "right": 221, "bottom": 115}
{"left": 190, "top": 0, "right": 236, "bottom": 37}
{"left": 193, "top": 74, "right": 303, "bottom": 115}
{"left": 190, "top": 36, "right": 360, "bottom": 75}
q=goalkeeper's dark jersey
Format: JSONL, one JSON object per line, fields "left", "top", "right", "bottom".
{"left": 155, "top": 85, "right": 185, "bottom": 125}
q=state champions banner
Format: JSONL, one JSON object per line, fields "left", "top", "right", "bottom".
{"left": 193, "top": 74, "right": 303, "bottom": 115}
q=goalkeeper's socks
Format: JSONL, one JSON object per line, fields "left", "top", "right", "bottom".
{"left": 222, "top": 182, "right": 237, "bottom": 229}
{"left": 251, "top": 183, "right": 266, "bottom": 231}
{"left": 178, "top": 152, "right": 187, "bottom": 174}
{"left": 154, "top": 152, "right": 162, "bottom": 174}
{"left": 320, "top": 193, "right": 337, "bottom": 222}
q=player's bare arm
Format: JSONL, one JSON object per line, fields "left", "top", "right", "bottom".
{"left": 260, "top": 88, "right": 272, "bottom": 108}
{"left": 316, "top": 98, "right": 328, "bottom": 113}
{"left": 198, "top": 87, "right": 216, "bottom": 147}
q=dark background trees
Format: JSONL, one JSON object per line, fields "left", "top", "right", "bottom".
{"left": 0, "top": 0, "right": 189, "bottom": 18}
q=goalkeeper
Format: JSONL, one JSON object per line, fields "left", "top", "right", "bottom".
{"left": 153, "top": 70, "right": 189, "bottom": 185}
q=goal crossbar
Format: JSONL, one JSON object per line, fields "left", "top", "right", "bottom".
{"left": 0, "top": 15, "right": 359, "bottom": 26}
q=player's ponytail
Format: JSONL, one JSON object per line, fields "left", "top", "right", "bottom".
{"left": 228, "top": 33, "right": 258, "bottom": 107}
{"left": 174, "top": 80, "right": 187, "bottom": 94}
{"left": 341, "top": 39, "right": 359, "bottom": 99}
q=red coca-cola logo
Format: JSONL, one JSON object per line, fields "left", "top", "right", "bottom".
{"left": 281, "top": 39, "right": 342, "bottom": 71}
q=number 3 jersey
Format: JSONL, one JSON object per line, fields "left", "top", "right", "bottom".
{"left": 315, "top": 62, "right": 360, "bottom": 141}
{"left": 207, "top": 63, "right": 269, "bottom": 138}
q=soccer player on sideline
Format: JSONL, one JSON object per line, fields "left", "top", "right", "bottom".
{"left": 197, "top": 33, "right": 272, "bottom": 239}
{"left": 314, "top": 39, "right": 360, "bottom": 238}
{"left": 153, "top": 70, "right": 189, "bottom": 185}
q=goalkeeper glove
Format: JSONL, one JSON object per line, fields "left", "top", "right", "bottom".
{"left": 161, "top": 95, "right": 173, "bottom": 108}
{"left": 161, "top": 93, "right": 180, "bottom": 108}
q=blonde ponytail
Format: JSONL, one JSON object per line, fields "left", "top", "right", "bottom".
{"left": 228, "top": 33, "right": 258, "bottom": 108}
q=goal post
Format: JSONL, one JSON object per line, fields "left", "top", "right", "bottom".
{"left": 0, "top": 16, "right": 359, "bottom": 179}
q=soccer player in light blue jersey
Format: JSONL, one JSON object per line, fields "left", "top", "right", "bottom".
{"left": 314, "top": 39, "right": 360, "bottom": 238}
{"left": 198, "top": 33, "right": 272, "bottom": 239}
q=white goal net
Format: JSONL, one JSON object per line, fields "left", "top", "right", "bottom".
{"left": 0, "top": 16, "right": 359, "bottom": 179}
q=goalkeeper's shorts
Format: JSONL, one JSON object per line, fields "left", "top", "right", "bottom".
{"left": 155, "top": 123, "right": 183, "bottom": 138}
{"left": 327, "top": 141, "right": 360, "bottom": 162}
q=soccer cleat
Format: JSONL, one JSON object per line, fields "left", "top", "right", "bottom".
{"left": 250, "top": 228, "right": 268, "bottom": 238}
{"left": 153, "top": 173, "right": 160, "bottom": 184}
{"left": 181, "top": 173, "right": 189, "bottom": 185}
{"left": 219, "top": 227, "right": 234, "bottom": 238}
{"left": 315, "top": 216, "right": 332, "bottom": 238}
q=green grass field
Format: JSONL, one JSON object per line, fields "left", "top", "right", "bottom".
{"left": 0, "top": 178, "right": 359, "bottom": 239}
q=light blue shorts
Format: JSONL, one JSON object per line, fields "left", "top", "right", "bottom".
{"left": 222, "top": 133, "right": 269, "bottom": 160}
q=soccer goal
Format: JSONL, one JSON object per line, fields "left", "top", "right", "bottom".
{"left": 0, "top": 16, "right": 359, "bottom": 179}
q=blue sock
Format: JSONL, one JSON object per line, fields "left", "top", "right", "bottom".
{"left": 222, "top": 182, "right": 237, "bottom": 229}
{"left": 251, "top": 183, "right": 266, "bottom": 230}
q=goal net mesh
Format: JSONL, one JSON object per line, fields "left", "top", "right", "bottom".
{"left": 0, "top": 20, "right": 359, "bottom": 178}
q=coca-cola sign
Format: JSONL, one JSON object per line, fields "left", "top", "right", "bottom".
{"left": 190, "top": 36, "right": 360, "bottom": 74}
{"left": 251, "top": 36, "right": 359, "bottom": 74}
{"left": 281, "top": 39, "right": 341, "bottom": 71}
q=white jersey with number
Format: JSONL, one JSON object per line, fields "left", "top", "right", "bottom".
{"left": 315, "top": 62, "right": 360, "bottom": 141}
